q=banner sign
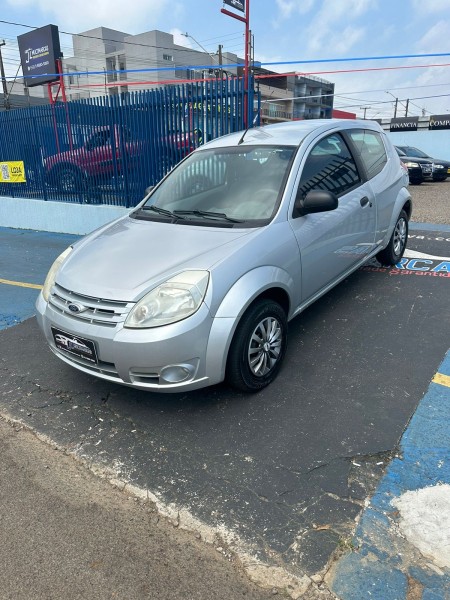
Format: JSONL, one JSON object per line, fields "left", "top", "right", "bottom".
{"left": 429, "top": 114, "right": 450, "bottom": 130}
{"left": 0, "top": 162, "right": 26, "bottom": 183}
{"left": 223, "top": 0, "right": 245, "bottom": 12}
{"left": 390, "top": 117, "right": 418, "bottom": 132}
{"left": 17, "top": 24, "right": 61, "bottom": 87}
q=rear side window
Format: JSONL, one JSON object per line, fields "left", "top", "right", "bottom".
{"left": 347, "top": 130, "right": 387, "bottom": 179}
{"left": 297, "top": 133, "right": 361, "bottom": 199}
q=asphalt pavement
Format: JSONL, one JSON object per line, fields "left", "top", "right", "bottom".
{"left": 0, "top": 182, "right": 449, "bottom": 599}
{"left": 0, "top": 416, "right": 276, "bottom": 600}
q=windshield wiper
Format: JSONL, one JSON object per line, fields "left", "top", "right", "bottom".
{"left": 139, "top": 205, "right": 185, "bottom": 219}
{"left": 174, "top": 210, "right": 243, "bottom": 223}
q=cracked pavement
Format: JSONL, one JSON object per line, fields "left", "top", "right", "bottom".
{"left": 1, "top": 229, "right": 449, "bottom": 587}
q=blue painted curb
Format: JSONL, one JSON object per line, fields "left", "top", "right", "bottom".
{"left": 331, "top": 350, "right": 450, "bottom": 600}
{"left": 409, "top": 222, "right": 450, "bottom": 233}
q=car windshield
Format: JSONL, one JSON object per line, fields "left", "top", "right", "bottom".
{"left": 140, "top": 145, "right": 295, "bottom": 225}
{"left": 400, "top": 146, "right": 429, "bottom": 158}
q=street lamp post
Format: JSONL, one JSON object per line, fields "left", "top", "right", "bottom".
{"left": 385, "top": 91, "right": 398, "bottom": 118}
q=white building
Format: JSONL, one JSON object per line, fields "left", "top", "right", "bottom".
{"left": 61, "top": 27, "right": 335, "bottom": 124}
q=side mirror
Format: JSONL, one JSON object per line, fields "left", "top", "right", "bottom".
{"left": 144, "top": 186, "right": 154, "bottom": 196}
{"left": 294, "top": 189, "right": 338, "bottom": 217}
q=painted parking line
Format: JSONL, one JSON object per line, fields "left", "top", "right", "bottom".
{"left": 433, "top": 372, "right": 450, "bottom": 388}
{"left": 331, "top": 350, "right": 450, "bottom": 600}
{"left": 0, "top": 278, "right": 43, "bottom": 290}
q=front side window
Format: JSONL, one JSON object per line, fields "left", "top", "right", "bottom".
{"left": 347, "top": 129, "right": 387, "bottom": 179}
{"left": 297, "top": 133, "right": 361, "bottom": 200}
{"left": 137, "top": 146, "right": 295, "bottom": 225}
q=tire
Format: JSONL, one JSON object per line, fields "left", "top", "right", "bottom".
{"left": 54, "top": 165, "right": 86, "bottom": 194}
{"left": 376, "top": 210, "right": 408, "bottom": 266}
{"left": 226, "top": 299, "right": 288, "bottom": 393}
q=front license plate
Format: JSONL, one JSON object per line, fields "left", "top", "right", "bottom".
{"left": 447, "top": 167, "right": 450, "bottom": 174}
{"left": 51, "top": 327, "right": 98, "bottom": 364}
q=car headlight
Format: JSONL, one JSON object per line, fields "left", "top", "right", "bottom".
{"left": 42, "top": 247, "right": 73, "bottom": 302}
{"left": 125, "top": 270, "right": 210, "bottom": 328}
{"left": 434, "top": 164, "right": 444, "bottom": 169}
{"left": 404, "top": 162, "right": 419, "bottom": 168}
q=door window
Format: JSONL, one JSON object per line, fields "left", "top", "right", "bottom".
{"left": 347, "top": 130, "right": 387, "bottom": 179}
{"left": 296, "top": 133, "right": 361, "bottom": 203}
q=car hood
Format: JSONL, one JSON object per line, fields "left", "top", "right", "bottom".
{"left": 401, "top": 155, "right": 433, "bottom": 164}
{"left": 433, "top": 158, "right": 450, "bottom": 167}
{"left": 45, "top": 148, "right": 87, "bottom": 165}
{"left": 56, "top": 216, "right": 256, "bottom": 301}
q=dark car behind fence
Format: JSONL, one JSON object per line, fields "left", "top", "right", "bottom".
{"left": 0, "top": 77, "right": 257, "bottom": 207}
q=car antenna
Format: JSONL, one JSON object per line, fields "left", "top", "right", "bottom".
{"left": 238, "top": 128, "right": 249, "bottom": 145}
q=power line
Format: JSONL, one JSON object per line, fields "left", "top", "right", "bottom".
{"left": 0, "top": 18, "right": 245, "bottom": 60}
{"left": 2, "top": 18, "right": 450, "bottom": 74}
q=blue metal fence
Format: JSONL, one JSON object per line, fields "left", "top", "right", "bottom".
{"left": 0, "top": 77, "right": 258, "bottom": 207}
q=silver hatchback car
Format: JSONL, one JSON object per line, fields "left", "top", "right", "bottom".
{"left": 36, "top": 119, "right": 411, "bottom": 393}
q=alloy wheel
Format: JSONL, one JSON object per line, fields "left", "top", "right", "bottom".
{"left": 247, "top": 316, "right": 283, "bottom": 377}
{"left": 393, "top": 217, "right": 407, "bottom": 256}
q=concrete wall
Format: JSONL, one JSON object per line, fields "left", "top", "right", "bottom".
{"left": 386, "top": 130, "right": 450, "bottom": 160}
{"left": 0, "top": 197, "right": 130, "bottom": 235}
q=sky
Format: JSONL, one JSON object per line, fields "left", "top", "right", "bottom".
{"left": 1, "top": 0, "right": 450, "bottom": 119}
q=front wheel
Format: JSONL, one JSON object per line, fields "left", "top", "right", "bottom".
{"left": 226, "top": 299, "right": 288, "bottom": 393}
{"left": 376, "top": 210, "right": 408, "bottom": 266}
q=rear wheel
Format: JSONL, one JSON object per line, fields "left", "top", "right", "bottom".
{"left": 377, "top": 210, "right": 408, "bottom": 266}
{"left": 226, "top": 299, "right": 287, "bottom": 392}
{"left": 55, "top": 165, "right": 86, "bottom": 194}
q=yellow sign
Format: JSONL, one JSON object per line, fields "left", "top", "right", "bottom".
{"left": 0, "top": 161, "right": 26, "bottom": 183}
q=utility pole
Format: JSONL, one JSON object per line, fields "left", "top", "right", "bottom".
{"left": 0, "top": 40, "right": 10, "bottom": 110}
{"left": 360, "top": 106, "right": 371, "bottom": 119}
{"left": 404, "top": 99, "right": 409, "bottom": 117}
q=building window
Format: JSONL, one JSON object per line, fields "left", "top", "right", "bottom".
{"left": 163, "top": 54, "right": 173, "bottom": 61}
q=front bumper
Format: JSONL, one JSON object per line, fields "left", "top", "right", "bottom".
{"left": 35, "top": 291, "right": 228, "bottom": 392}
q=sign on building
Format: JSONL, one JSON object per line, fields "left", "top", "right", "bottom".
{"left": 223, "top": 0, "right": 245, "bottom": 12}
{"left": 389, "top": 117, "right": 418, "bottom": 132}
{"left": 429, "top": 114, "right": 450, "bottom": 130}
{"left": 17, "top": 25, "right": 61, "bottom": 87}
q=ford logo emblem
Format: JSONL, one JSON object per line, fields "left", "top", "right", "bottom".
{"left": 68, "top": 303, "right": 86, "bottom": 313}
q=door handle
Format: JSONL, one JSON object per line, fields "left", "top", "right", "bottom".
{"left": 360, "top": 196, "right": 371, "bottom": 207}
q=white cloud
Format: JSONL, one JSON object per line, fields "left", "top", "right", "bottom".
{"left": 298, "top": 0, "right": 373, "bottom": 58}
{"left": 8, "top": 0, "right": 168, "bottom": 33}
{"left": 412, "top": 0, "right": 450, "bottom": 13}
{"left": 307, "top": 24, "right": 366, "bottom": 56}
{"left": 416, "top": 20, "right": 450, "bottom": 53}
{"left": 275, "top": 0, "right": 316, "bottom": 18}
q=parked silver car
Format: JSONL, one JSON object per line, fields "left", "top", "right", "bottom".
{"left": 36, "top": 119, "right": 411, "bottom": 393}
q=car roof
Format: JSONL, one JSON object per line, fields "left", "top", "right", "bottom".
{"left": 201, "top": 118, "right": 384, "bottom": 149}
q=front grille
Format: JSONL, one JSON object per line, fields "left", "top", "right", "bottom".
{"left": 50, "top": 283, "right": 134, "bottom": 327}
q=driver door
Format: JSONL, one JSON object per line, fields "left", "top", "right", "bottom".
{"left": 290, "top": 132, "right": 377, "bottom": 303}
